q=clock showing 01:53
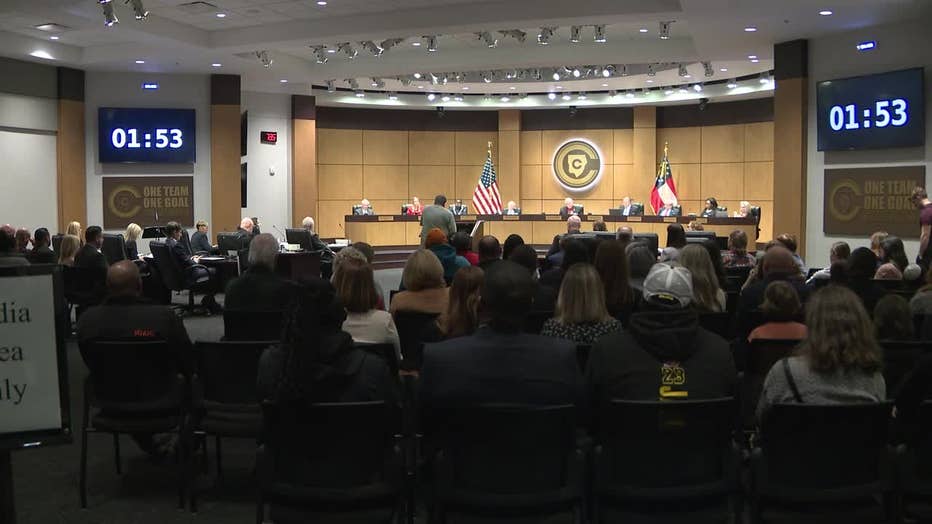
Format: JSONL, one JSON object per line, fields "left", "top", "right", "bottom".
{"left": 98, "top": 108, "right": 196, "bottom": 163}
{"left": 816, "top": 67, "right": 925, "bottom": 151}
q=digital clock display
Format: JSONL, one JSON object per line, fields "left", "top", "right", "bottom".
{"left": 817, "top": 68, "right": 924, "bottom": 151}
{"left": 98, "top": 108, "right": 196, "bottom": 163}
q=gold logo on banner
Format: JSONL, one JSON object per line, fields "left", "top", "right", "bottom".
{"left": 828, "top": 178, "right": 863, "bottom": 222}
{"left": 553, "top": 139, "right": 601, "bottom": 191}
{"left": 108, "top": 185, "right": 143, "bottom": 219}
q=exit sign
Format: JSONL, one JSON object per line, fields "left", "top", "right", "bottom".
{"left": 260, "top": 131, "right": 278, "bottom": 144}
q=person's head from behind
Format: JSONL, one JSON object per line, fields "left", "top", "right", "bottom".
{"left": 281, "top": 278, "right": 347, "bottom": 350}
{"left": 616, "top": 226, "right": 633, "bottom": 243}
{"left": 0, "top": 225, "right": 16, "bottom": 252}
{"left": 728, "top": 230, "right": 749, "bottom": 255}
{"left": 402, "top": 249, "right": 445, "bottom": 291}
{"left": 910, "top": 186, "right": 929, "bottom": 209}
{"left": 880, "top": 236, "right": 908, "bottom": 271}
{"left": 688, "top": 220, "right": 704, "bottom": 232}
{"left": 240, "top": 217, "right": 254, "bottom": 233}
{"left": 678, "top": 244, "right": 719, "bottom": 304}
{"left": 556, "top": 263, "right": 610, "bottom": 324}
{"left": 481, "top": 260, "right": 535, "bottom": 332}
{"left": 802, "top": 285, "right": 881, "bottom": 374}
{"left": 502, "top": 234, "right": 524, "bottom": 260}
{"left": 301, "top": 216, "right": 314, "bottom": 232}
{"left": 848, "top": 247, "right": 880, "bottom": 281}
{"left": 66, "top": 221, "right": 82, "bottom": 238}
{"left": 775, "top": 233, "right": 798, "bottom": 254}
{"left": 106, "top": 260, "right": 142, "bottom": 299}
{"left": 124, "top": 222, "right": 142, "bottom": 243}
{"left": 761, "top": 245, "right": 798, "bottom": 280}
{"left": 331, "top": 246, "right": 366, "bottom": 282}
{"left": 705, "top": 197, "right": 718, "bottom": 211}
{"left": 829, "top": 241, "right": 851, "bottom": 265}
{"left": 450, "top": 231, "right": 471, "bottom": 253}
{"left": 626, "top": 242, "right": 657, "bottom": 279}
{"left": 424, "top": 227, "right": 448, "bottom": 249}
{"left": 434, "top": 194, "right": 447, "bottom": 207}
{"left": 443, "top": 266, "right": 485, "bottom": 337}
{"left": 873, "top": 294, "right": 914, "bottom": 341}
{"left": 593, "top": 220, "right": 607, "bottom": 232}
{"left": 760, "top": 280, "right": 801, "bottom": 322}
{"left": 567, "top": 215, "right": 581, "bottom": 233}
{"left": 196, "top": 220, "right": 208, "bottom": 234}
{"left": 164, "top": 221, "right": 183, "bottom": 240}
{"left": 594, "top": 240, "right": 631, "bottom": 304}
{"left": 59, "top": 234, "right": 80, "bottom": 264}
{"left": 561, "top": 237, "right": 589, "bottom": 271}
{"left": 248, "top": 233, "right": 279, "bottom": 271}
{"left": 508, "top": 244, "right": 539, "bottom": 277}
{"left": 477, "top": 235, "right": 501, "bottom": 262}
{"left": 642, "top": 262, "right": 693, "bottom": 309}
{"left": 351, "top": 242, "right": 374, "bottom": 264}
{"left": 666, "top": 223, "right": 686, "bottom": 249}
{"left": 33, "top": 228, "right": 50, "bottom": 249}
{"left": 870, "top": 231, "right": 888, "bottom": 257}
{"left": 333, "top": 257, "right": 378, "bottom": 314}
{"left": 85, "top": 225, "right": 104, "bottom": 248}
{"left": 14, "top": 229, "right": 30, "bottom": 251}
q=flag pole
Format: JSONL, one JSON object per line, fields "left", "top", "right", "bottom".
{"left": 487, "top": 141, "right": 492, "bottom": 156}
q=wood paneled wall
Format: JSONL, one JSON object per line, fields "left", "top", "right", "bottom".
{"left": 210, "top": 75, "right": 242, "bottom": 240}
{"left": 315, "top": 129, "right": 499, "bottom": 238}
{"left": 656, "top": 122, "right": 775, "bottom": 241}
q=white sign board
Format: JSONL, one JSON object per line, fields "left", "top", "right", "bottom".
{"left": 0, "top": 274, "right": 64, "bottom": 438}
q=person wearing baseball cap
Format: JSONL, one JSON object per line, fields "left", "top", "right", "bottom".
{"left": 585, "top": 262, "right": 736, "bottom": 404}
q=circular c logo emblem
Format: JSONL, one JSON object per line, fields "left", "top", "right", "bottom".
{"left": 828, "top": 179, "right": 862, "bottom": 222}
{"left": 553, "top": 139, "right": 602, "bottom": 192}
{"left": 108, "top": 184, "right": 143, "bottom": 219}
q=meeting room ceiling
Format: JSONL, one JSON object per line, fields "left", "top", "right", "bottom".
{"left": 0, "top": 0, "right": 928, "bottom": 107}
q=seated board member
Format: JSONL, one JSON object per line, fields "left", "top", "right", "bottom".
{"left": 618, "top": 196, "right": 636, "bottom": 217}
{"left": 450, "top": 199, "right": 469, "bottom": 216}
{"left": 353, "top": 198, "right": 375, "bottom": 216}
{"left": 225, "top": 233, "right": 299, "bottom": 312}
{"left": 74, "top": 225, "right": 109, "bottom": 271}
{"left": 503, "top": 200, "right": 521, "bottom": 216}
{"left": 301, "top": 216, "right": 335, "bottom": 278}
{"left": 190, "top": 220, "right": 214, "bottom": 254}
{"left": 559, "top": 197, "right": 582, "bottom": 220}
{"left": 164, "top": 221, "right": 221, "bottom": 313}
{"left": 419, "top": 260, "right": 585, "bottom": 409}
{"left": 700, "top": 197, "right": 719, "bottom": 218}
{"left": 658, "top": 202, "right": 678, "bottom": 217}
{"left": 76, "top": 260, "right": 194, "bottom": 456}
{"left": 233, "top": 217, "right": 258, "bottom": 245}
{"left": 28, "top": 227, "right": 57, "bottom": 264}
{"left": 0, "top": 224, "right": 29, "bottom": 267}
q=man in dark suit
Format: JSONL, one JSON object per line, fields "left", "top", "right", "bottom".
{"left": 165, "top": 221, "right": 221, "bottom": 313}
{"left": 190, "top": 220, "right": 214, "bottom": 254}
{"left": 225, "top": 233, "right": 298, "bottom": 311}
{"left": 28, "top": 227, "right": 57, "bottom": 264}
{"left": 74, "top": 225, "right": 109, "bottom": 271}
{"left": 450, "top": 199, "right": 468, "bottom": 216}
{"left": 419, "top": 261, "right": 584, "bottom": 409}
{"left": 559, "top": 197, "right": 580, "bottom": 220}
{"left": 354, "top": 199, "right": 375, "bottom": 216}
{"left": 301, "top": 216, "right": 335, "bottom": 278}
{"left": 619, "top": 196, "right": 634, "bottom": 216}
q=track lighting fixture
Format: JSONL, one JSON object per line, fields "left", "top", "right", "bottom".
{"left": 678, "top": 63, "right": 688, "bottom": 77}
{"left": 325, "top": 80, "right": 335, "bottom": 93}
{"left": 593, "top": 25, "right": 606, "bottom": 43}
{"left": 659, "top": 21, "right": 673, "bottom": 39}
{"left": 360, "top": 41, "right": 383, "bottom": 57}
{"left": 99, "top": 1, "right": 119, "bottom": 27}
{"left": 128, "top": 0, "right": 148, "bottom": 20}
{"left": 337, "top": 42, "right": 357, "bottom": 59}
{"left": 346, "top": 78, "right": 359, "bottom": 89}
{"left": 370, "top": 78, "right": 385, "bottom": 88}
{"left": 702, "top": 61, "right": 714, "bottom": 77}
{"left": 423, "top": 35, "right": 438, "bottom": 52}
{"left": 570, "top": 26, "right": 581, "bottom": 43}
{"left": 256, "top": 50, "right": 273, "bottom": 68}
{"left": 537, "top": 27, "right": 555, "bottom": 45}
{"left": 499, "top": 29, "right": 527, "bottom": 43}
{"left": 398, "top": 76, "right": 412, "bottom": 86}
{"left": 380, "top": 38, "right": 404, "bottom": 52}
{"left": 388, "top": 92, "right": 398, "bottom": 100}
{"left": 647, "top": 63, "right": 657, "bottom": 76}
{"left": 310, "top": 45, "right": 328, "bottom": 64}
{"left": 476, "top": 31, "right": 498, "bottom": 48}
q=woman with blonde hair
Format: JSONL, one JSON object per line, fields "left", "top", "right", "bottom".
{"left": 66, "top": 221, "right": 83, "bottom": 245}
{"left": 437, "top": 266, "right": 484, "bottom": 339}
{"left": 124, "top": 222, "right": 142, "bottom": 259}
{"left": 390, "top": 249, "right": 448, "bottom": 316}
{"left": 541, "top": 263, "right": 621, "bottom": 344}
{"left": 58, "top": 234, "right": 81, "bottom": 266}
{"left": 678, "top": 244, "right": 726, "bottom": 312}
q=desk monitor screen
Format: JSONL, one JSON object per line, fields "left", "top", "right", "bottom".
{"left": 685, "top": 231, "right": 717, "bottom": 244}
{"left": 217, "top": 233, "right": 247, "bottom": 254}
{"left": 285, "top": 228, "right": 313, "bottom": 251}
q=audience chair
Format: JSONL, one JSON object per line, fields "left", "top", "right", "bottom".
{"left": 150, "top": 241, "right": 211, "bottom": 315}
{"left": 592, "top": 398, "right": 740, "bottom": 523}
{"left": 190, "top": 340, "right": 271, "bottom": 512}
{"left": 524, "top": 310, "right": 554, "bottom": 335}
{"left": 895, "top": 400, "right": 932, "bottom": 522}
{"left": 881, "top": 340, "right": 930, "bottom": 399}
{"left": 576, "top": 344, "right": 591, "bottom": 373}
{"left": 101, "top": 233, "right": 127, "bottom": 265}
{"left": 78, "top": 340, "right": 191, "bottom": 510}
{"left": 393, "top": 311, "right": 440, "bottom": 371}
{"left": 257, "top": 400, "right": 403, "bottom": 524}
{"left": 222, "top": 309, "right": 285, "bottom": 341}
{"left": 426, "top": 404, "right": 585, "bottom": 523}
{"left": 62, "top": 265, "right": 107, "bottom": 320}
{"left": 749, "top": 402, "right": 895, "bottom": 524}
{"left": 738, "top": 339, "right": 800, "bottom": 427}
{"left": 699, "top": 311, "right": 735, "bottom": 341}
{"left": 354, "top": 342, "right": 400, "bottom": 377}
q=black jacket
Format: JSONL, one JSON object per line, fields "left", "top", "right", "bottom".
{"left": 74, "top": 243, "right": 108, "bottom": 271}
{"left": 224, "top": 266, "right": 299, "bottom": 311}
{"left": 586, "top": 305, "right": 736, "bottom": 405}
{"left": 166, "top": 237, "right": 194, "bottom": 267}
{"left": 894, "top": 352, "right": 932, "bottom": 441}
{"left": 125, "top": 240, "right": 139, "bottom": 260}
{"left": 190, "top": 231, "right": 212, "bottom": 254}
{"left": 28, "top": 245, "right": 57, "bottom": 264}
{"left": 737, "top": 276, "right": 810, "bottom": 338}
{"left": 76, "top": 295, "right": 194, "bottom": 377}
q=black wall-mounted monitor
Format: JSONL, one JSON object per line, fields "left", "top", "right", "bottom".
{"left": 816, "top": 68, "right": 925, "bottom": 151}
{"left": 98, "top": 107, "right": 196, "bottom": 163}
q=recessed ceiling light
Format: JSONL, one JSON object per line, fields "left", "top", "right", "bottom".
{"left": 555, "top": 85, "right": 563, "bottom": 89}
{"left": 453, "top": 96, "right": 463, "bottom": 102}
{"left": 744, "top": 26, "right": 757, "bottom": 32}
{"left": 638, "top": 28, "right": 648, "bottom": 33}
{"left": 509, "top": 86, "right": 516, "bottom": 90}
{"left": 548, "top": 92, "right": 557, "bottom": 100}
{"left": 719, "top": 68, "right": 728, "bottom": 72}
{"left": 29, "top": 50, "right": 54, "bottom": 60}
{"left": 500, "top": 96, "right": 510, "bottom": 102}
{"left": 326, "top": 48, "right": 336, "bottom": 54}
{"left": 135, "top": 59, "right": 145, "bottom": 64}
{"left": 441, "top": 95, "right": 450, "bottom": 102}
{"left": 411, "top": 41, "right": 421, "bottom": 46}
{"left": 216, "top": 12, "right": 227, "bottom": 18}
{"left": 211, "top": 63, "right": 222, "bottom": 67}
{"left": 727, "top": 80, "right": 738, "bottom": 89}
{"left": 561, "top": 94, "right": 571, "bottom": 101}
{"left": 748, "top": 54, "right": 758, "bottom": 59}
{"left": 683, "top": 74, "right": 691, "bottom": 78}
{"left": 646, "top": 79, "right": 653, "bottom": 83}
{"left": 417, "top": 85, "right": 424, "bottom": 89}
{"left": 750, "top": 58, "right": 759, "bottom": 63}
{"left": 280, "top": 79, "right": 288, "bottom": 83}
{"left": 819, "top": 9, "right": 833, "bottom": 15}
{"left": 601, "top": 83, "right": 608, "bottom": 87}
{"left": 49, "top": 35, "right": 60, "bottom": 40}
{"left": 462, "top": 86, "right": 469, "bottom": 90}
{"left": 665, "top": 89, "right": 675, "bottom": 95}
{"left": 427, "top": 93, "right": 436, "bottom": 101}
{"left": 316, "top": 0, "right": 327, "bottom": 4}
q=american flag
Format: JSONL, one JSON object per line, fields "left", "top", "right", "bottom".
{"left": 472, "top": 149, "right": 502, "bottom": 214}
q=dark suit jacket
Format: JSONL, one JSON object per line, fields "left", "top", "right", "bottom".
{"left": 125, "top": 240, "right": 139, "bottom": 260}
{"left": 559, "top": 206, "right": 579, "bottom": 220}
{"left": 166, "top": 237, "right": 194, "bottom": 267}
{"left": 419, "top": 326, "right": 585, "bottom": 409}
{"left": 190, "top": 231, "right": 212, "bottom": 253}
{"left": 74, "top": 243, "right": 108, "bottom": 271}
{"left": 28, "top": 245, "right": 57, "bottom": 264}
{"left": 224, "top": 266, "right": 299, "bottom": 311}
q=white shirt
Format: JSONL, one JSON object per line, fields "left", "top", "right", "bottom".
{"left": 342, "top": 309, "right": 402, "bottom": 360}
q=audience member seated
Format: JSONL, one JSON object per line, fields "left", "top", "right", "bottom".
{"left": 774, "top": 233, "right": 806, "bottom": 276}
{"left": 594, "top": 240, "right": 638, "bottom": 321}
{"left": 894, "top": 352, "right": 932, "bottom": 440}
{"left": 424, "top": 228, "right": 470, "bottom": 284}
{"left": 546, "top": 216, "right": 582, "bottom": 261}
{"left": 540, "top": 237, "right": 588, "bottom": 289}
{"left": 722, "top": 230, "right": 756, "bottom": 268}
{"left": 626, "top": 242, "right": 657, "bottom": 291}
{"left": 0, "top": 225, "right": 28, "bottom": 267}
{"left": 875, "top": 235, "right": 908, "bottom": 280}
{"left": 235, "top": 217, "right": 257, "bottom": 244}
{"left": 165, "top": 221, "right": 221, "bottom": 313}
{"left": 873, "top": 294, "right": 914, "bottom": 341}
{"left": 124, "top": 222, "right": 142, "bottom": 259}
{"left": 301, "top": 216, "right": 335, "bottom": 278}
{"left": 587, "top": 263, "right": 736, "bottom": 403}
{"left": 909, "top": 268, "right": 932, "bottom": 316}
{"left": 332, "top": 246, "right": 384, "bottom": 310}
{"left": 660, "top": 223, "right": 686, "bottom": 262}
{"left": 501, "top": 233, "right": 525, "bottom": 261}
{"left": 700, "top": 239, "right": 728, "bottom": 290}
{"left": 334, "top": 256, "right": 401, "bottom": 359}
{"left": 747, "top": 281, "right": 807, "bottom": 342}
{"left": 756, "top": 286, "right": 885, "bottom": 420}
{"left": 842, "top": 247, "right": 888, "bottom": 313}
{"left": 616, "top": 226, "right": 633, "bottom": 244}
{"left": 450, "top": 231, "right": 479, "bottom": 266}
{"left": 679, "top": 244, "right": 726, "bottom": 313}
{"left": 351, "top": 242, "right": 385, "bottom": 308}
{"left": 76, "top": 260, "right": 194, "bottom": 456}
{"left": 190, "top": 220, "right": 213, "bottom": 254}
{"left": 700, "top": 197, "right": 719, "bottom": 218}
{"left": 28, "top": 227, "right": 56, "bottom": 264}
{"left": 807, "top": 241, "right": 850, "bottom": 285}
{"left": 430, "top": 265, "right": 484, "bottom": 341}
{"left": 390, "top": 249, "right": 449, "bottom": 316}
{"left": 14, "top": 228, "right": 30, "bottom": 254}
{"left": 58, "top": 234, "right": 80, "bottom": 266}
{"left": 738, "top": 246, "right": 809, "bottom": 335}
{"left": 74, "top": 226, "right": 108, "bottom": 271}
{"left": 687, "top": 220, "right": 704, "bottom": 232}
{"left": 257, "top": 278, "right": 398, "bottom": 403}
{"left": 476, "top": 235, "right": 502, "bottom": 272}
{"left": 225, "top": 233, "right": 297, "bottom": 312}
{"left": 508, "top": 244, "right": 556, "bottom": 313}
{"left": 66, "top": 220, "right": 83, "bottom": 243}
{"left": 541, "top": 263, "right": 622, "bottom": 344}
{"left": 419, "top": 261, "right": 584, "bottom": 408}
{"left": 592, "top": 220, "right": 607, "bottom": 232}
{"left": 870, "top": 230, "right": 888, "bottom": 262}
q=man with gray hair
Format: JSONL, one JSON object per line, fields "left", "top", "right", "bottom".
{"left": 225, "top": 233, "right": 298, "bottom": 311}
{"left": 301, "top": 215, "right": 335, "bottom": 278}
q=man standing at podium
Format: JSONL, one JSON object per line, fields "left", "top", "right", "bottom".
{"left": 420, "top": 194, "right": 457, "bottom": 246}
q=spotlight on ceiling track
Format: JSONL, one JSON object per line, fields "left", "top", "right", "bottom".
{"left": 702, "top": 61, "right": 714, "bottom": 77}
{"left": 570, "top": 25, "right": 581, "bottom": 43}
{"left": 572, "top": 68, "right": 581, "bottom": 78}
{"left": 537, "top": 26, "right": 555, "bottom": 45}
{"left": 759, "top": 73, "right": 771, "bottom": 85}
{"left": 678, "top": 63, "right": 688, "bottom": 77}
{"left": 483, "top": 72, "right": 492, "bottom": 83}
{"left": 371, "top": 78, "right": 385, "bottom": 88}
{"left": 620, "top": 64, "right": 629, "bottom": 76}
{"left": 388, "top": 92, "right": 398, "bottom": 100}
{"left": 552, "top": 70, "right": 561, "bottom": 81}
{"left": 346, "top": 78, "right": 359, "bottom": 89}
{"left": 647, "top": 63, "right": 657, "bottom": 76}
{"left": 360, "top": 40, "right": 383, "bottom": 57}
{"left": 453, "top": 95, "right": 463, "bottom": 102}
{"left": 499, "top": 29, "right": 527, "bottom": 43}
{"left": 310, "top": 45, "right": 328, "bottom": 64}
{"left": 380, "top": 38, "right": 404, "bottom": 52}
{"left": 354, "top": 90, "right": 365, "bottom": 98}
{"left": 530, "top": 68, "right": 542, "bottom": 81}
{"left": 476, "top": 31, "right": 498, "bottom": 48}
{"left": 337, "top": 42, "right": 357, "bottom": 59}
{"left": 548, "top": 92, "right": 557, "bottom": 100}
{"left": 423, "top": 35, "right": 438, "bottom": 52}
{"left": 693, "top": 83, "right": 703, "bottom": 92}
{"left": 412, "top": 72, "right": 422, "bottom": 79}
{"left": 727, "top": 79, "right": 738, "bottom": 89}
{"left": 593, "top": 25, "right": 606, "bottom": 43}
{"left": 577, "top": 92, "right": 587, "bottom": 100}
{"left": 427, "top": 93, "right": 436, "bottom": 101}
{"left": 98, "top": 1, "right": 119, "bottom": 27}
{"left": 256, "top": 50, "right": 273, "bottom": 68}
{"left": 659, "top": 21, "right": 673, "bottom": 39}
{"left": 325, "top": 80, "right": 335, "bottom": 93}
{"left": 129, "top": 0, "right": 148, "bottom": 20}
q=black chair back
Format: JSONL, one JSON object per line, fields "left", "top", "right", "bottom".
{"left": 524, "top": 310, "right": 553, "bottom": 334}
{"left": 594, "top": 398, "right": 737, "bottom": 496}
{"left": 881, "top": 340, "right": 930, "bottom": 398}
{"left": 62, "top": 265, "right": 108, "bottom": 307}
{"left": 149, "top": 241, "right": 186, "bottom": 292}
{"left": 285, "top": 229, "right": 313, "bottom": 251}
{"left": 686, "top": 231, "right": 717, "bottom": 244}
{"left": 81, "top": 340, "right": 184, "bottom": 411}
{"left": 52, "top": 233, "right": 63, "bottom": 254}
{"left": 180, "top": 228, "right": 193, "bottom": 254}
{"left": 355, "top": 343, "right": 399, "bottom": 377}
{"left": 630, "top": 203, "right": 644, "bottom": 215}
{"left": 223, "top": 310, "right": 285, "bottom": 341}
{"left": 698, "top": 311, "right": 733, "bottom": 340}
{"left": 739, "top": 339, "right": 800, "bottom": 425}
{"left": 195, "top": 340, "right": 270, "bottom": 406}
{"left": 393, "top": 310, "right": 439, "bottom": 371}
{"left": 631, "top": 233, "right": 659, "bottom": 255}
{"left": 101, "top": 233, "right": 127, "bottom": 265}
